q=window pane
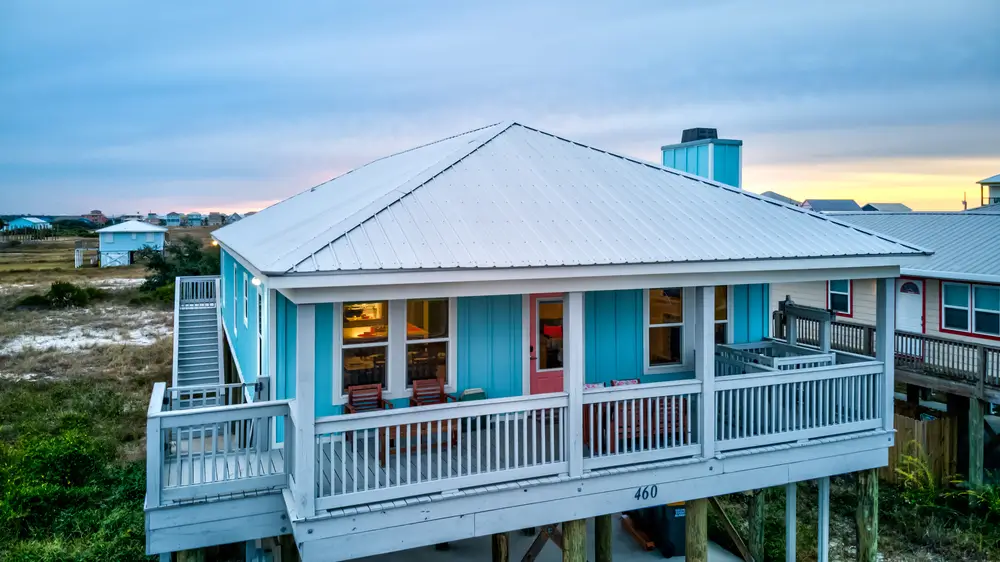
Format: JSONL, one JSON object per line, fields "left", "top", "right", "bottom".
{"left": 406, "top": 299, "right": 449, "bottom": 340}
{"left": 975, "top": 286, "right": 1000, "bottom": 312}
{"left": 714, "top": 322, "right": 727, "bottom": 345}
{"left": 829, "top": 280, "right": 850, "bottom": 293}
{"left": 715, "top": 286, "right": 728, "bottom": 321}
{"left": 943, "top": 284, "right": 969, "bottom": 308}
{"left": 975, "top": 311, "right": 1000, "bottom": 336}
{"left": 944, "top": 307, "right": 969, "bottom": 331}
{"left": 343, "top": 346, "right": 387, "bottom": 388}
{"left": 343, "top": 301, "right": 388, "bottom": 344}
{"left": 649, "top": 288, "right": 683, "bottom": 325}
{"left": 830, "top": 293, "right": 850, "bottom": 313}
{"left": 649, "top": 326, "right": 682, "bottom": 366}
{"left": 538, "top": 301, "right": 564, "bottom": 370}
{"left": 407, "top": 341, "right": 448, "bottom": 386}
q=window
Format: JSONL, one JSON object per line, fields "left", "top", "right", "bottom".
{"left": 974, "top": 286, "right": 1000, "bottom": 336}
{"left": 131, "top": 233, "right": 137, "bottom": 240}
{"left": 242, "top": 273, "right": 249, "bottom": 328}
{"left": 405, "top": 299, "right": 449, "bottom": 387}
{"left": 942, "top": 283, "right": 1000, "bottom": 337}
{"left": 103, "top": 233, "right": 113, "bottom": 243}
{"left": 828, "top": 280, "right": 851, "bottom": 315}
{"left": 943, "top": 283, "right": 970, "bottom": 331}
{"left": 145, "top": 232, "right": 154, "bottom": 242}
{"left": 714, "top": 285, "right": 729, "bottom": 345}
{"left": 342, "top": 301, "right": 389, "bottom": 389}
{"left": 648, "top": 288, "right": 684, "bottom": 367}
{"left": 257, "top": 291, "right": 264, "bottom": 377}
{"left": 232, "top": 263, "right": 238, "bottom": 335}
{"left": 536, "top": 299, "right": 564, "bottom": 371}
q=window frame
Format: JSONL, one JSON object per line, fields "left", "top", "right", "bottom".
{"left": 103, "top": 233, "right": 113, "bottom": 243}
{"left": 714, "top": 285, "right": 734, "bottom": 345}
{"left": 643, "top": 287, "right": 696, "bottom": 375}
{"left": 131, "top": 232, "right": 137, "bottom": 240}
{"left": 404, "top": 298, "right": 455, "bottom": 389}
{"left": 827, "top": 280, "right": 853, "bottom": 317}
{"left": 256, "top": 289, "right": 264, "bottom": 379}
{"left": 339, "top": 301, "right": 392, "bottom": 395}
{"left": 232, "top": 263, "right": 238, "bottom": 336}
{"left": 145, "top": 232, "right": 155, "bottom": 242}
{"left": 941, "top": 281, "right": 1000, "bottom": 339}
{"left": 242, "top": 272, "right": 249, "bottom": 329}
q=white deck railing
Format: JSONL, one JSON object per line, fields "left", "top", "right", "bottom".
{"left": 312, "top": 393, "right": 569, "bottom": 511}
{"left": 146, "top": 382, "right": 290, "bottom": 507}
{"left": 177, "top": 275, "right": 218, "bottom": 305}
{"left": 714, "top": 361, "right": 884, "bottom": 452}
{"left": 582, "top": 381, "right": 701, "bottom": 470}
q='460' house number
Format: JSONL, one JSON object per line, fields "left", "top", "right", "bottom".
{"left": 634, "top": 485, "right": 658, "bottom": 501}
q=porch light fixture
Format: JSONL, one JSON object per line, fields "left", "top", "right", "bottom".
{"left": 210, "top": 240, "right": 219, "bottom": 246}
{"left": 251, "top": 277, "right": 261, "bottom": 287}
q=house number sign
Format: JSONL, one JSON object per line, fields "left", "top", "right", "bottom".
{"left": 633, "top": 485, "right": 658, "bottom": 501}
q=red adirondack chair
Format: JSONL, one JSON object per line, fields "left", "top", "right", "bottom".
{"left": 345, "top": 383, "right": 394, "bottom": 414}
{"left": 409, "top": 378, "right": 457, "bottom": 407}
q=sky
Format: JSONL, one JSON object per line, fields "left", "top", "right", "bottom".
{"left": 1, "top": 0, "right": 998, "bottom": 215}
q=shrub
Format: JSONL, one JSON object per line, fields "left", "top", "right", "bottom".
{"left": 137, "top": 236, "right": 219, "bottom": 291}
{"left": 12, "top": 282, "right": 107, "bottom": 310}
{"left": 128, "top": 282, "right": 174, "bottom": 308}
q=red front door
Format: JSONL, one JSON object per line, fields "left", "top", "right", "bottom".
{"left": 529, "top": 294, "right": 565, "bottom": 394}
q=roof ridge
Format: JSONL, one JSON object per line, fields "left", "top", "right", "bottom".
{"left": 278, "top": 122, "right": 516, "bottom": 273}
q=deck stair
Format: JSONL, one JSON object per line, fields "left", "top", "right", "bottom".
{"left": 173, "top": 277, "right": 223, "bottom": 389}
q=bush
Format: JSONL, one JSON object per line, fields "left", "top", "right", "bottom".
{"left": 128, "top": 282, "right": 174, "bottom": 308}
{"left": 13, "top": 282, "right": 107, "bottom": 310}
{"left": 136, "top": 236, "right": 220, "bottom": 291}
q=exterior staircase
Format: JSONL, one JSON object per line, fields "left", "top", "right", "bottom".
{"left": 173, "top": 277, "right": 223, "bottom": 388}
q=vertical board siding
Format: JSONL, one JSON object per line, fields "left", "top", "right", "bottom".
{"left": 713, "top": 143, "right": 741, "bottom": 188}
{"left": 457, "top": 295, "right": 522, "bottom": 399}
{"left": 221, "top": 249, "right": 261, "bottom": 384}
{"left": 662, "top": 145, "right": 709, "bottom": 178}
{"left": 275, "top": 292, "right": 297, "bottom": 442}
{"left": 98, "top": 231, "right": 166, "bottom": 253}
{"left": 314, "top": 304, "right": 337, "bottom": 417}
{"left": 732, "top": 284, "right": 769, "bottom": 344}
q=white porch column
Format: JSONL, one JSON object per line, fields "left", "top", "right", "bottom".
{"left": 294, "top": 304, "right": 317, "bottom": 516}
{"left": 785, "top": 482, "right": 797, "bottom": 562}
{"left": 817, "top": 476, "right": 830, "bottom": 562}
{"left": 694, "top": 286, "right": 716, "bottom": 458}
{"left": 875, "top": 278, "right": 895, "bottom": 431}
{"left": 565, "top": 291, "right": 585, "bottom": 478}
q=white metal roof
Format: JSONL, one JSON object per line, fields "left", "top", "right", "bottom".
{"left": 215, "top": 122, "right": 928, "bottom": 276}
{"left": 96, "top": 220, "right": 168, "bottom": 233}
{"left": 835, "top": 212, "right": 1000, "bottom": 283}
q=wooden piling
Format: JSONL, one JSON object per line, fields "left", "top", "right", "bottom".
{"left": 176, "top": 549, "right": 205, "bottom": 562}
{"left": 595, "top": 514, "right": 613, "bottom": 562}
{"left": 686, "top": 498, "right": 709, "bottom": 562}
{"left": 749, "top": 490, "right": 766, "bottom": 562}
{"left": 906, "top": 384, "right": 921, "bottom": 405}
{"left": 855, "top": 469, "right": 878, "bottom": 562}
{"left": 970, "top": 398, "right": 985, "bottom": 489}
{"left": 562, "top": 519, "right": 587, "bottom": 562}
{"left": 491, "top": 532, "right": 509, "bottom": 562}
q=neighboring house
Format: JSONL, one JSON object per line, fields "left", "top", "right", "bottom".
{"left": 95, "top": 220, "right": 167, "bottom": 267}
{"left": 207, "top": 212, "right": 225, "bottom": 226}
{"left": 82, "top": 209, "right": 109, "bottom": 225}
{"left": 186, "top": 212, "right": 204, "bottom": 226}
{"left": 226, "top": 212, "right": 243, "bottom": 224}
{"left": 145, "top": 213, "right": 164, "bottom": 225}
{"left": 2, "top": 216, "right": 51, "bottom": 231}
{"left": 145, "top": 122, "right": 926, "bottom": 561}
{"left": 862, "top": 203, "right": 911, "bottom": 212}
{"left": 979, "top": 173, "right": 1000, "bottom": 207}
{"left": 760, "top": 191, "right": 800, "bottom": 206}
{"left": 800, "top": 199, "right": 862, "bottom": 212}
{"left": 165, "top": 212, "right": 182, "bottom": 226}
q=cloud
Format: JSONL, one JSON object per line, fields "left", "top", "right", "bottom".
{"left": 0, "top": 0, "right": 998, "bottom": 213}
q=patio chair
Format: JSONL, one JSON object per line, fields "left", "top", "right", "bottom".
{"left": 345, "top": 383, "right": 394, "bottom": 414}
{"left": 410, "top": 378, "right": 457, "bottom": 407}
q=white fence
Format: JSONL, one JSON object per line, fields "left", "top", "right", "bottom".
{"left": 582, "top": 381, "right": 701, "bottom": 470}
{"left": 715, "top": 362, "right": 884, "bottom": 451}
{"left": 146, "top": 382, "right": 290, "bottom": 506}
{"left": 177, "top": 275, "right": 218, "bottom": 305}
{"left": 312, "top": 394, "right": 569, "bottom": 510}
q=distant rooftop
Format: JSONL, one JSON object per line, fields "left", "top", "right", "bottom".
{"left": 978, "top": 174, "right": 1000, "bottom": 185}
{"left": 759, "top": 191, "right": 800, "bottom": 206}
{"left": 863, "top": 203, "right": 912, "bottom": 213}
{"left": 801, "top": 199, "right": 862, "bottom": 213}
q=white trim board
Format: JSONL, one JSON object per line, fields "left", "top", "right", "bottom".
{"left": 282, "top": 265, "right": 903, "bottom": 304}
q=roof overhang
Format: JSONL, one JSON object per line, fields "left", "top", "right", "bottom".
{"left": 902, "top": 268, "right": 1000, "bottom": 285}
{"left": 271, "top": 255, "right": 925, "bottom": 304}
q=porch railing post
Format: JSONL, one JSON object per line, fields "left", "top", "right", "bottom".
{"left": 293, "top": 304, "right": 317, "bottom": 515}
{"left": 875, "top": 278, "right": 895, "bottom": 431}
{"left": 565, "top": 291, "right": 585, "bottom": 478}
{"left": 146, "top": 382, "right": 166, "bottom": 508}
{"left": 695, "top": 286, "right": 716, "bottom": 458}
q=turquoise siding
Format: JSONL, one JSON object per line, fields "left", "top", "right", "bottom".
{"left": 457, "top": 295, "right": 523, "bottom": 399}
{"left": 221, "top": 249, "right": 262, "bottom": 386}
{"left": 165, "top": 216, "right": 181, "bottom": 226}
{"left": 98, "top": 231, "right": 165, "bottom": 253}
{"left": 314, "top": 304, "right": 339, "bottom": 417}
{"left": 732, "top": 284, "right": 770, "bottom": 343}
{"left": 275, "top": 292, "right": 296, "bottom": 442}
{"left": 713, "top": 143, "right": 741, "bottom": 187}
{"left": 662, "top": 145, "right": 709, "bottom": 178}
{"left": 3, "top": 217, "right": 51, "bottom": 231}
